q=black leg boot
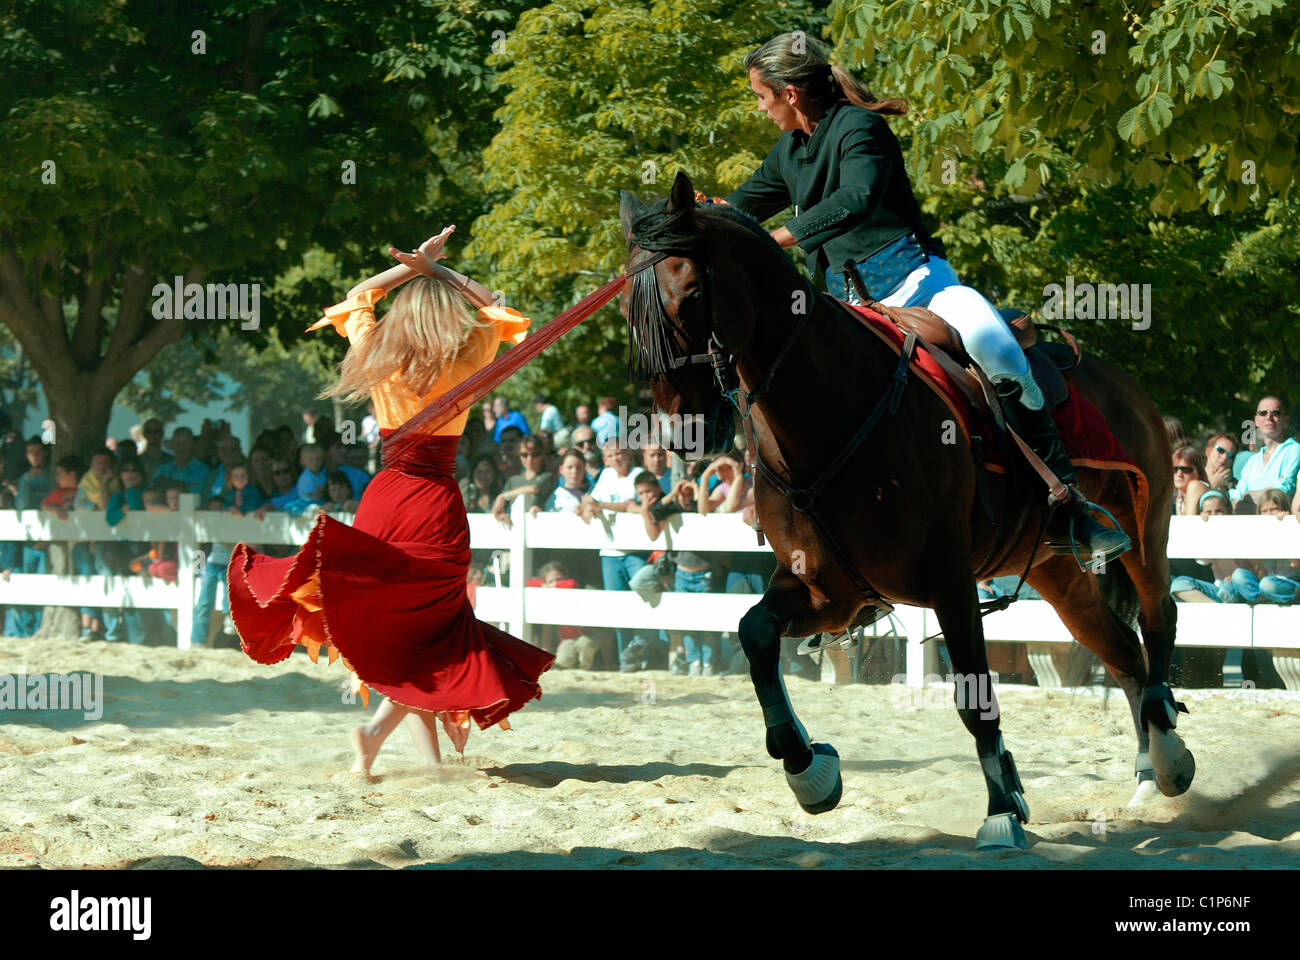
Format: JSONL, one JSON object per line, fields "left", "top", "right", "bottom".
{"left": 997, "top": 382, "right": 1132, "bottom": 571}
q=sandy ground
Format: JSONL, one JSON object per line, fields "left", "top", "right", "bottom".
{"left": 1, "top": 635, "right": 1298, "bottom": 870}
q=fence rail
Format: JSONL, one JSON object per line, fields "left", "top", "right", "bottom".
{"left": 1, "top": 498, "right": 1297, "bottom": 687}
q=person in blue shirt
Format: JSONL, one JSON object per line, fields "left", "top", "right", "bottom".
{"left": 295, "top": 443, "right": 328, "bottom": 503}
{"left": 534, "top": 394, "right": 565, "bottom": 435}
{"left": 490, "top": 396, "right": 530, "bottom": 442}
{"left": 324, "top": 437, "right": 371, "bottom": 500}
{"left": 1232, "top": 397, "right": 1299, "bottom": 504}
{"left": 152, "top": 427, "right": 211, "bottom": 495}
{"left": 591, "top": 396, "right": 621, "bottom": 446}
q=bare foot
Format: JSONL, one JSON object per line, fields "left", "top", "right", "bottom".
{"left": 350, "top": 724, "right": 380, "bottom": 774}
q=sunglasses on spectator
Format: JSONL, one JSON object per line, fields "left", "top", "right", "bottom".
{"left": 1172, "top": 465, "right": 1195, "bottom": 474}
{"left": 573, "top": 438, "right": 595, "bottom": 447}
{"left": 1256, "top": 409, "right": 1283, "bottom": 418}
{"left": 1212, "top": 445, "right": 1234, "bottom": 457}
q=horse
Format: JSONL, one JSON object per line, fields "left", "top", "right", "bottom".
{"left": 617, "top": 171, "right": 1195, "bottom": 849}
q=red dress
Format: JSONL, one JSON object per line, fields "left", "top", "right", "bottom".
{"left": 226, "top": 289, "right": 554, "bottom": 752}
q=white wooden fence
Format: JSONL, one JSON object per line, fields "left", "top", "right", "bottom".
{"left": 1, "top": 496, "right": 1296, "bottom": 688}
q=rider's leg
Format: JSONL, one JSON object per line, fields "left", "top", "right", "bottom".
{"left": 887, "top": 262, "right": 1131, "bottom": 568}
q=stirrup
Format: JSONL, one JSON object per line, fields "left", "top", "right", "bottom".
{"left": 795, "top": 602, "right": 894, "bottom": 655}
{"left": 1057, "top": 493, "right": 1130, "bottom": 573}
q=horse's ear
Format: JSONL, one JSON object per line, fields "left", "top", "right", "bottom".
{"left": 666, "top": 171, "right": 695, "bottom": 215}
{"left": 619, "top": 190, "right": 643, "bottom": 240}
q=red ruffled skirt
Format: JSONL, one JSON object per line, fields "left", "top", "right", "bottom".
{"left": 226, "top": 431, "right": 554, "bottom": 751}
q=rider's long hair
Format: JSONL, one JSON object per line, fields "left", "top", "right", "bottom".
{"left": 322, "top": 275, "right": 492, "bottom": 403}
{"left": 743, "top": 33, "right": 908, "bottom": 116}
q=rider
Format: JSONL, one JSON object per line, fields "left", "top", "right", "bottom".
{"left": 711, "top": 32, "right": 1130, "bottom": 569}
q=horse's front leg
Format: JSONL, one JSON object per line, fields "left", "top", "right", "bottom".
{"left": 930, "top": 573, "right": 1030, "bottom": 850}
{"left": 740, "top": 566, "right": 843, "bottom": 814}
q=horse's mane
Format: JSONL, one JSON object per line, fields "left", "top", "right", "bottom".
{"left": 625, "top": 199, "right": 784, "bottom": 380}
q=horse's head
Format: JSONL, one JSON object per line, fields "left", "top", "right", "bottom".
{"left": 618, "top": 171, "right": 776, "bottom": 459}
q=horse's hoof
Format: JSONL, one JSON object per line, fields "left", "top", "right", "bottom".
{"left": 786, "top": 743, "right": 841, "bottom": 815}
{"left": 1148, "top": 723, "right": 1195, "bottom": 797}
{"left": 1127, "top": 778, "right": 1160, "bottom": 808}
{"left": 976, "top": 812, "right": 1029, "bottom": 850}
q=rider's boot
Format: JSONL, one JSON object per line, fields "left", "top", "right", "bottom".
{"left": 996, "top": 381, "right": 1132, "bottom": 571}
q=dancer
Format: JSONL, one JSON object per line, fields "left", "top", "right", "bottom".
{"left": 227, "top": 225, "right": 554, "bottom": 774}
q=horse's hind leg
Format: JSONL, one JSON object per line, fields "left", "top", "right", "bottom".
{"left": 740, "top": 566, "right": 842, "bottom": 815}
{"left": 1120, "top": 547, "right": 1195, "bottom": 798}
{"left": 1027, "top": 556, "right": 1186, "bottom": 805}
{"left": 930, "top": 574, "right": 1030, "bottom": 850}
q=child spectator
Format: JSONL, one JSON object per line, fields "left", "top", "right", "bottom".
{"left": 324, "top": 470, "right": 358, "bottom": 513}
{"left": 527, "top": 561, "right": 608, "bottom": 669}
{"left": 295, "top": 442, "right": 328, "bottom": 503}
{"left": 43, "top": 455, "right": 102, "bottom": 640}
{"left": 530, "top": 450, "right": 589, "bottom": 517}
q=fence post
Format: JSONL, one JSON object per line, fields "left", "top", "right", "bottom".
{"left": 509, "top": 495, "right": 531, "bottom": 644}
{"left": 175, "top": 494, "right": 198, "bottom": 649}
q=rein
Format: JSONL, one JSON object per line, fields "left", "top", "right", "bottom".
{"left": 629, "top": 243, "right": 914, "bottom": 606}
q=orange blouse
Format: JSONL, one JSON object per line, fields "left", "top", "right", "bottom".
{"left": 315, "top": 287, "right": 531, "bottom": 435}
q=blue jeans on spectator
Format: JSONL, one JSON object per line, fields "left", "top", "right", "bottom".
{"left": 1220, "top": 568, "right": 1298, "bottom": 604}
{"left": 676, "top": 567, "right": 713, "bottom": 667}
{"left": 93, "top": 549, "right": 146, "bottom": 644}
{"left": 601, "top": 553, "right": 650, "bottom": 658}
{"left": 4, "top": 545, "right": 47, "bottom": 636}
{"left": 192, "top": 559, "right": 225, "bottom": 647}
{"left": 72, "top": 543, "right": 98, "bottom": 620}
{"left": 1170, "top": 575, "right": 1221, "bottom": 602}
{"left": 726, "top": 571, "right": 765, "bottom": 595}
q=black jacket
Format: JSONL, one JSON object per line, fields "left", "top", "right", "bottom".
{"left": 724, "top": 100, "right": 941, "bottom": 278}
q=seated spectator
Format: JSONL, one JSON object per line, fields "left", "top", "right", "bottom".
{"left": 528, "top": 560, "right": 610, "bottom": 669}
{"left": 324, "top": 437, "right": 370, "bottom": 499}
{"left": 295, "top": 442, "right": 327, "bottom": 503}
{"left": 152, "top": 427, "right": 209, "bottom": 495}
{"left": 1217, "top": 489, "right": 1298, "bottom": 604}
{"left": 223, "top": 462, "right": 264, "bottom": 515}
{"left": 1171, "top": 445, "right": 1208, "bottom": 516}
{"left": 1169, "top": 490, "right": 1235, "bottom": 603}
{"left": 323, "top": 470, "right": 359, "bottom": 513}
{"left": 492, "top": 436, "right": 556, "bottom": 527}
{"left": 491, "top": 395, "right": 530, "bottom": 442}
{"left": 1232, "top": 397, "right": 1299, "bottom": 504}
{"left": 1203, "top": 433, "right": 1238, "bottom": 494}
{"left": 461, "top": 454, "right": 503, "bottom": 514}
{"left": 199, "top": 433, "right": 244, "bottom": 502}
{"left": 256, "top": 458, "right": 318, "bottom": 518}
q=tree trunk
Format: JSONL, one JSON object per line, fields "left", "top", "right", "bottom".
{"left": 33, "top": 542, "right": 79, "bottom": 640}
{"left": 41, "top": 373, "right": 116, "bottom": 463}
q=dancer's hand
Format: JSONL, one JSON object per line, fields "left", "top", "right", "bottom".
{"left": 419, "top": 225, "right": 454, "bottom": 261}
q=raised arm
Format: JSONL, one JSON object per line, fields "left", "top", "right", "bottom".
{"left": 381, "top": 225, "right": 496, "bottom": 309}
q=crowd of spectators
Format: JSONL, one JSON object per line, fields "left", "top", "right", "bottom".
{"left": 2, "top": 391, "right": 1296, "bottom": 688}
{"left": 1163, "top": 396, "right": 1300, "bottom": 687}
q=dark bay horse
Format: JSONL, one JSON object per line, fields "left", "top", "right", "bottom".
{"left": 618, "top": 171, "right": 1195, "bottom": 849}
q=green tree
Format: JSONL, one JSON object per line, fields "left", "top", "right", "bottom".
{"left": 469, "top": 0, "right": 821, "bottom": 414}
{"left": 828, "top": 0, "right": 1298, "bottom": 212}
{"left": 0, "top": 0, "right": 527, "bottom": 457}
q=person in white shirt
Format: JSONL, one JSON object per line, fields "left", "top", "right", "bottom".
{"left": 579, "top": 441, "right": 654, "bottom": 669}
{"left": 1232, "top": 396, "right": 1300, "bottom": 504}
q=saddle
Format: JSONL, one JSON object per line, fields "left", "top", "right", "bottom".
{"left": 859, "top": 297, "right": 1079, "bottom": 420}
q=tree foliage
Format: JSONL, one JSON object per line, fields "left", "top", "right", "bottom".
{"left": 469, "top": 0, "right": 822, "bottom": 414}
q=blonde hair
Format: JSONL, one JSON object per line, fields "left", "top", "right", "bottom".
{"left": 743, "top": 32, "right": 908, "bottom": 116}
{"left": 322, "top": 275, "right": 492, "bottom": 403}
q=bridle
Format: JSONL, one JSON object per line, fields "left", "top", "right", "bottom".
{"left": 622, "top": 243, "right": 909, "bottom": 609}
